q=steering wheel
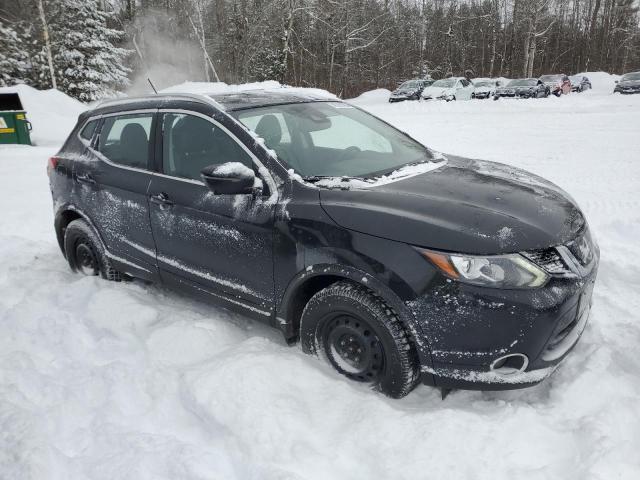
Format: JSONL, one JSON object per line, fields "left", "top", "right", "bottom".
{"left": 337, "top": 146, "right": 361, "bottom": 162}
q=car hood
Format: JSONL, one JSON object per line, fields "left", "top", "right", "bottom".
{"left": 319, "top": 156, "right": 585, "bottom": 255}
{"left": 422, "top": 86, "right": 454, "bottom": 97}
{"left": 474, "top": 86, "right": 493, "bottom": 93}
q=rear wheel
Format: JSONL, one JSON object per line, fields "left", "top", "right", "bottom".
{"left": 64, "top": 219, "right": 121, "bottom": 281}
{"left": 300, "top": 281, "right": 419, "bottom": 398}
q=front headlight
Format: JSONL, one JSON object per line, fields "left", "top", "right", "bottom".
{"left": 417, "top": 249, "right": 549, "bottom": 289}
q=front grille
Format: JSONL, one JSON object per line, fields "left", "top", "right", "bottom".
{"left": 522, "top": 247, "right": 573, "bottom": 276}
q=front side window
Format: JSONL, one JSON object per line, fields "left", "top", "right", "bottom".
{"left": 233, "top": 102, "right": 432, "bottom": 178}
{"left": 162, "top": 113, "right": 252, "bottom": 181}
{"left": 98, "top": 114, "right": 153, "bottom": 169}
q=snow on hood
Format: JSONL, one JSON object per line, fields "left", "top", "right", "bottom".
{"left": 0, "top": 84, "right": 86, "bottom": 146}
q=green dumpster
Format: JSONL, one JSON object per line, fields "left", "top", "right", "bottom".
{"left": 0, "top": 93, "right": 32, "bottom": 145}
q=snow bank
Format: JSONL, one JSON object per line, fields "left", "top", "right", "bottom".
{"left": 348, "top": 88, "right": 392, "bottom": 105}
{"left": 162, "top": 80, "right": 336, "bottom": 100}
{"left": 574, "top": 71, "right": 620, "bottom": 94}
{"left": 0, "top": 84, "right": 86, "bottom": 146}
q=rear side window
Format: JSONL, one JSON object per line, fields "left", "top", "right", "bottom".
{"left": 79, "top": 120, "right": 98, "bottom": 142}
{"left": 162, "top": 113, "right": 252, "bottom": 181}
{"left": 98, "top": 114, "right": 153, "bottom": 169}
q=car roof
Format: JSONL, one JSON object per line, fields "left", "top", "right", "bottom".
{"left": 209, "top": 90, "right": 334, "bottom": 111}
{"left": 86, "top": 90, "right": 334, "bottom": 118}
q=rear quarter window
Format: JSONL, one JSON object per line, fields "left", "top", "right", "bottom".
{"left": 79, "top": 120, "right": 98, "bottom": 142}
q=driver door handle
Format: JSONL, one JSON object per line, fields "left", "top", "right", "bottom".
{"left": 150, "top": 192, "right": 174, "bottom": 208}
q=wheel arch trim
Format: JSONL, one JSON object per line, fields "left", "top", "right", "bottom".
{"left": 276, "top": 263, "right": 434, "bottom": 370}
{"left": 54, "top": 204, "right": 107, "bottom": 257}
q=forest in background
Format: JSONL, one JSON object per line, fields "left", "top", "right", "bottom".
{"left": 1, "top": 0, "right": 639, "bottom": 100}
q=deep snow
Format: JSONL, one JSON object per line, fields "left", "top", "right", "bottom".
{"left": 1, "top": 73, "right": 639, "bottom": 479}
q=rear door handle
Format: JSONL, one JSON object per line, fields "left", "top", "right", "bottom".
{"left": 150, "top": 192, "right": 174, "bottom": 208}
{"left": 76, "top": 173, "right": 96, "bottom": 185}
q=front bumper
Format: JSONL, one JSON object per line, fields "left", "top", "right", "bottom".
{"left": 472, "top": 91, "right": 492, "bottom": 99}
{"left": 409, "top": 257, "right": 598, "bottom": 390}
{"left": 614, "top": 85, "right": 640, "bottom": 94}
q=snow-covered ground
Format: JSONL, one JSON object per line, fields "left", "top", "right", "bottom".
{"left": 1, "top": 74, "right": 639, "bottom": 479}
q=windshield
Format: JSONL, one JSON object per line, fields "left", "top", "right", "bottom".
{"left": 539, "top": 75, "right": 562, "bottom": 82}
{"left": 233, "top": 102, "right": 432, "bottom": 178}
{"left": 508, "top": 79, "right": 536, "bottom": 87}
{"left": 474, "top": 81, "right": 492, "bottom": 87}
{"left": 399, "top": 80, "right": 420, "bottom": 89}
{"left": 431, "top": 79, "right": 456, "bottom": 88}
{"left": 569, "top": 76, "right": 582, "bottom": 83}
{"left": 621, "top": 72, "right": 640, "bottom": 81}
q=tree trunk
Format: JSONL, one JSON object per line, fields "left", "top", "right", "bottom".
{"left": 36, "top": 0, "right": 57, "bottom": 90}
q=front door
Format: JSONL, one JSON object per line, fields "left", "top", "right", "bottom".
{"left": 148, "top": 111, "right": 276, "bottom": 318}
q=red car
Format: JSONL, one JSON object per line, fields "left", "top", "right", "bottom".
{"left": 539, "top": 74, "right": 572, "bottom": 96}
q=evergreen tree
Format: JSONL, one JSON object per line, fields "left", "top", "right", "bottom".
{"left": 0, "top": 21, "right": 28, "bottom": 86}
{"left": 50, "top": 0, "right": 132, "bottom": 101}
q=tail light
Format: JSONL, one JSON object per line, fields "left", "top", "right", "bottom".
{"left": 47, "top": 156, "right": 59, "bottom": 176}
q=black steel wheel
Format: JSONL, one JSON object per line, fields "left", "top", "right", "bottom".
{"left": 300, "top": 280, "right": 419, "bottom": 398}
{"left": 64, "top": 218, "right": 121, "bottom": 281}
{"left": 74, "top": 242, "right": 99, "bottom": 276}
{"left": 322, "top": 313, "right": 385, "bottom": 382}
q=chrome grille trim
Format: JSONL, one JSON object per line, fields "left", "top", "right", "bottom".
{"left": 521, "top": 247, "right": 575, "bottom": 277}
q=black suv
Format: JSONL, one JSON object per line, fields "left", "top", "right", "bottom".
{"left": 48, "top": 91, "right": 598, "bottom": 397}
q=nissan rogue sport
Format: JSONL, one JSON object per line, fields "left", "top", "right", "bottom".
{"left": 48, "top": 90, "right": 599, "bottom": 397}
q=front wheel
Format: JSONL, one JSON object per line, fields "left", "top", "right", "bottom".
{"left": 300, "top": 281, "right": 419, "bottom": 398}
{"left": 64, "top": 218, "right": 121, "bottom": 281}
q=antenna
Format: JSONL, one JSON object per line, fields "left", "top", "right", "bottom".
{"left": 147, "top": 78, "right": 158, "bottom": 94}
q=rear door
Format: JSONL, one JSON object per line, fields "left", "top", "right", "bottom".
{"left": 73, "top": 111, "right": 158, "bottom": 279}
{"left": 147, "top": 110, "right": 276, "bottom": 317}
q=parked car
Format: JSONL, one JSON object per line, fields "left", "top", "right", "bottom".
{"left": 49, "top": 90, "right": 598, "bottom": 398}
{"left": 389, "top": 79, "right": 434, "bottom": 102}
{"left": 613, "top": 71, "right": 640, "bottom": 94}
{"left": 421, "top": 77, "right": 474, "bottom": 101}
{"left": 471, "top": 78, "right": 501, "bottom": 99}
{"left": 494, "top": 78, "right": 550, "bottom": 99}
{"left": 539, "top": 74, "right": 572, "bottom": 96}
{"left": 569, "top": 75, "right": 592, "bottom": 92}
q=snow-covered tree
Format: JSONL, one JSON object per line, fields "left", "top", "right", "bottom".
{"left": 53, "top": 0, "right": 131, "bottom": 100}
{"left": 49, "top": 0, "right": 132, "bottom": 100}
{"left": 0, "top": 21, "right": 28, "bottom": 86}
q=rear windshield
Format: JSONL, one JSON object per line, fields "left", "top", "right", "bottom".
{"left": 233, "top": 102, "right": 433, "bottom": 178}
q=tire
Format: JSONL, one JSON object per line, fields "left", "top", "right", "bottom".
{"left": 300, "top": 281, "right": 419, "bottom": 398}
{"left": 64, "top": 218, "right": 121, "bottom": 281}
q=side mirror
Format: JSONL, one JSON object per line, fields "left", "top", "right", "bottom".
{"left": 201, "top": 162, "right": 258, "bottom": 195}
{"left": 615, "top": 80, "right": 619, "bottom": 84}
